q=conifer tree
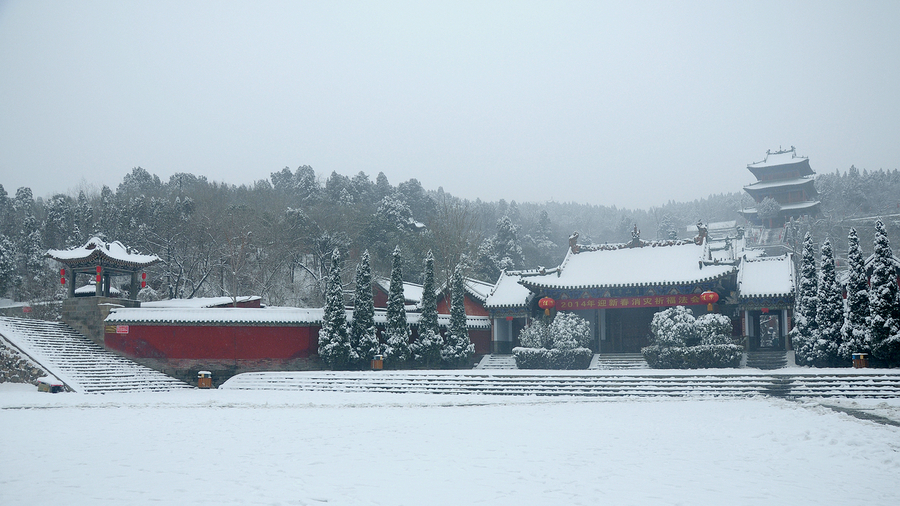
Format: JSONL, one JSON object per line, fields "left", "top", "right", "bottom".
{"left": 413, "top": 250, "right": 443, "bottom": 367}
{"left": 384, "top": 245, "right": 411, "bottom": 366}
{"left": 350, "top": 250, "right": 380, "bottom": 368}
{"left": 814, "top": 239, "right": 843, "bottom": 366}
{"left": 868, "top": 220, "right": 900, "bottom": 365}
{"left": 840, "top": 228, "right": 869, "bottom": 359}
{"left": 791, "top": 233, "right": 819, "bottom": 365}
{"left": 442, "top": 264, "right": 474, "bottom": 367}
{"left": 317, "top": 248, "right": 353, "bottom": 369}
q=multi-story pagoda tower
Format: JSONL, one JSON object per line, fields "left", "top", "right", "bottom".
{"left": 740, "top": 146, "right": 820, "bottom": 228}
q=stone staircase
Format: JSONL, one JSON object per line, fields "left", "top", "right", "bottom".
{"left": 745, "top": 351, "right": 789, "bottom": 370}
{"left": 590, "top": 353, "right": 649, "bottom": 370}
{"left": 0, "top": 316, "right": 192, "bottom": 393}
{"left": 221, "top": 370, "right": 900, "bottom": 398}
{"left": 475, "top": 354, "right": 518, "bottom": 370}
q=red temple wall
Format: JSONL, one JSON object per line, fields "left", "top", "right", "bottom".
{"left": 105, "top": 324, "right": 317, "bottom": 361}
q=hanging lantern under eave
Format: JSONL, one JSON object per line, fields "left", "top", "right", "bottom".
{"left": 700, "top": 290, "right": 719, "bottom": 311}
{"left": 538, "top": 296, "right": 556, "bottom": 316}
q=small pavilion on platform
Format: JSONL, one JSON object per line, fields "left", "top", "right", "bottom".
{"left": 46, "top": 237, "right": 160, "bottom": 300}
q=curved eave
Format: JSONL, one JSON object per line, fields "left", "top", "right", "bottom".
{"left": 739, "top": 294, "right": 794, "bottom": 300}
{"left": 519, "top": 267, "right": 736, "bottom": 291}
{"left": 47, "top": 249, "right": 161, "bottom": 270}
{"left": 747, "top": 158, "right": 813, "bottom": 179}
{"left": 105, "top": 318, "right": 323, "bottom": 326}
{"left": 743, "top": 180, "right": 817, "bottom": 197}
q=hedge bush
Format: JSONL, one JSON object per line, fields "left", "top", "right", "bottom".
{"left": 642, "top": 343, "right": 743, "bottom": 369}
{"left": 513, "top": 346, "right": 593, "bottom": 370}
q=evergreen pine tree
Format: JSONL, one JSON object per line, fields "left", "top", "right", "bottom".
{"left": 413, "top": 250, "right": 443, "bottom": 367}
{"left": 350, "top": 250, "right": 380, "bottom": 368}
{"left": 814, "top": 239, "right": 843, "bottom": 366}
{"left": 384, "top": 246, "right": 411, "bottom": 366}
{"left": 840, "top": 228, "right": 869, "bottom": 359}
{"left": 791, "top": 233, "right": 819, "bottom": 365}
{"left": 442, "top": 265, "right": 474, "bottom": 367}
{"left": 317, "top": 248, "right": 353, "bottom": 369}
{"left": 868, "top": 220, "right": 900, "bottom": 365}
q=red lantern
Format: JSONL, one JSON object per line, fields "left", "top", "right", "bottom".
{"left": 61, "top": 277, "right": 66, "bottom": 285}
{"left": 538, "top": 296, "right": 556, "bottom": 316}
{"left": 96, "top": 266, "right": 102, "bottom": 274}
{"left": 60, "top": 268, "right": 66, "bottom": 276}
{"left": 141, "top": 272, "right": 147, "bottom": 289}
{"left": 700, "top": 290, "right": 719, "bottom": 311}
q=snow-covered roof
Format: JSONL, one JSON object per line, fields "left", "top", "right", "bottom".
{"left": 463, "top": 277, "right": 495, "bottom": 303}
{"left": 743, "top": 176, "right": 816, "bottom": 193}
{"left": 374, "top": 277, "right": 423, "bottom": 304}
{"left": 107, "top": 307, "right": 325, "bottom": 325}
{"left": 484, "top": 271, "right": 534, "bottom": 309}
{"left": 75, "top": 284, "right": 121, "bottom": 296}
{"left": 522, "top": 242, "right": 736, "bottom": 290}
{"left": 46, "top": 237, "right": 160, "bottom": 270}
{"left": 741, "top": 200, "right": 821, "bottom": 215}
{"left": 142, "top": 296, "right": 262, "bottom": 308}
{"left": 738, "top": 255, "right": 795, "bottom": 298}
{"left": 106, "top": 306, "right": 491, "bottom": 330}
{"left": 747, "top": 147, "right": 809, "bottom": 169}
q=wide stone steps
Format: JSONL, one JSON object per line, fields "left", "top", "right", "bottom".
{"left": 221, "top": 371, "right": 900, "bottom": 398}
{"left": 475, "top": 354, "right": 518, "bottom": 369}
{"left": 0, "top": 316, "right": 191, "bottom": 393}
{"left": 590, "top": 353, "right": 649, "bottom": 370}
{"left": 746, "top": 351, "right": 789, "bottom": 370}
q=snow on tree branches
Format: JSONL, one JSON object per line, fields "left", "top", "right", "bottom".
{"left": 868, "top": 220, "right": 900, "bottom": 365}
{"left": 350, "top": 250, "right": 380, "bottom": 368}
{"left": 318, "top": 248, "right": 353, "bottom": 369}
{"left": 442, "top": 264, "right": 473, "bottom": 367}
{"left": 384, "top": 246, "right": 411, "bottom": 366}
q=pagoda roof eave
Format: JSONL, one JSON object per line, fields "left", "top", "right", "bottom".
{"left": 46, "top": 237, "right": 161, "bottom": 271}
{"left": 519, "top": 267, "right": 736, "bottom": 292}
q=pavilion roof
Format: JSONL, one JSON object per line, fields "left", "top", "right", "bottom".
{"left": 737, "top": 255, "right": 795, "bottom": 299}
{"left": 484, "top": 270, "right": 536, "bottom": 309}
{"left": 520, "top": 241, "right": 736, "bottom": 291}
{"left": 46, "top": 237, "right": 160, "bottom": 272}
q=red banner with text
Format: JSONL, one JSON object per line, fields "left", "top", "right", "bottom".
{"left": 557, "top": 294, "right": 704, "bottom": 311}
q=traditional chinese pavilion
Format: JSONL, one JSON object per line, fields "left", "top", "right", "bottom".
{"left": 46, "top": 237, "right": 160, "bottom": 300}
{"left": 739, "top": 147, "right": 820, "bottom": 228}
{"left": 484, "top": 230, "right": 796, "bottom": 354}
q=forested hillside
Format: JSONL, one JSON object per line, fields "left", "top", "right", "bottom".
{"left": 1, "top": 164, "right": 898, "bottom": 308}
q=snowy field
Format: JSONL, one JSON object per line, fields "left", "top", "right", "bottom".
{"left": 2, "top": 383, "right": 900, "bottom": 506}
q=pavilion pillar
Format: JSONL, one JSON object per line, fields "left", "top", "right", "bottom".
{"left": 67, "top": 270, "right": 75, "bottom": 298}
{"left": 95, "top": 272, "right": 102, "bottom": 297}
{"left": 103, "top": 272, "right": 111, "bottom": 297}
{"left": 130, "top": 271, "right": 139, "bottom": 300}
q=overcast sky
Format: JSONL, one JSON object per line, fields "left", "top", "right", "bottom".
{"left": 1, "top": 1, "right": 898, "bottom": 210}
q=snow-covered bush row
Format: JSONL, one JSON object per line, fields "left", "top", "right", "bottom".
{"left": 642, "top": 306, "right": 741, "bottom": 369}
{"left": 642, "top": 344, "right": 743, "bottom": 369}
{"left": 512, "top": 346, "right": 593, "bottom": 370}
{"left": 514, "top": 313, "right": 593, "bottom": 369}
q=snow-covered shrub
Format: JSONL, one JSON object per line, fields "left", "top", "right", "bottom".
{"left": 643, "top": 306, "right": 741, "bottom": 369}
{"left": 548, "top": 312, "right": 592, "bottom": 351}
{"left": 547, "top": 348, "right": 594, "bottom": 370}
{"left": 649, "top": 306, "right": 699, "bottom": 347}
{"left": 697, "top": 313, "right": 734, "bottom": 345}
{"left": 513, "top": 313, "right": 592, "bottom": 369}
{"left": 512, "top": 347, "right": 550, "bottom": 369}
{"left": 643, "top": 344, "right": 742, "bottom": 369}
{"left": 517, "top": 320, "right": 549, "bottom": 349}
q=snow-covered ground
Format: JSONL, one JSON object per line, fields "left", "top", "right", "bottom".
{"left": 2, "top": 383, "right": 899, "bottom": 506}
